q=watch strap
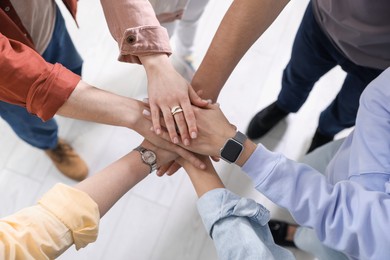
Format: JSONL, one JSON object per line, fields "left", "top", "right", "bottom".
{"left": 234, "top": 131, "right": 247, "bottom": 144}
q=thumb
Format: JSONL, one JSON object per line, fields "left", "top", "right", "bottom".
{"left": 189, "top": 85, "right": 209, "bottom": 107}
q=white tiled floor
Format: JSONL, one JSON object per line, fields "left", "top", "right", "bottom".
{"left": 0, "top": 1, "right": 351, "bottom": 259}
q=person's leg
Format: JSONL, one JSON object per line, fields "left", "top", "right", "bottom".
{"left": 318, "top": 68, "right": 383, "bottom": 137}
{"left": 160, "top": 21, "right": 176, "bottom": 38}
{"left": 0, "top": 5, "right": 87, "bottom": 180}
{"left": 0, "top": 102, "right": 58, "bottom": 149}
{"left": 277, "top": 2, "right": 338, "bottom": 112}
{"left": 247, "top": 1, "right": 338, "bottom": 139}
{"left": 0, "top": 5, "right": 75, "bottom": 150}
{"left": 41, "top": 5, "right": 83, "bottom": 75}
{"left": 300, "top": 138, "right": 345, "bottom": 172}
{"left": 269, "top": 140, "right": 347, "bottom": 257}
{"left": 169, "top": 0, "right": 210, "bottom": 81}
{"left": 174, "top": 0, "right": 210, "bottom": 58}
{"left": 307, "top": 64, "right": 383, "bottom": 153}
{"left": 294, "top": 139, "right": 348, "bottom": 259}
{"left": 294, "top": 227, "right": 349, "bottom": 260}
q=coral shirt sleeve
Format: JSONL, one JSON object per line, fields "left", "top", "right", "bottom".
{"left": 0, "top": 33, "right": 80, "bottom": 121}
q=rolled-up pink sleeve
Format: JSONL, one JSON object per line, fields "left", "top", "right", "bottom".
{"left": 0, "top": 34, "right": 80, "bottom": 121}
{"left": 100, "top": 0, "right": 172, "bottom": 64}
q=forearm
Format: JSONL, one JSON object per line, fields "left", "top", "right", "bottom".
{"left": 183, "top": 157, "right": 224, "bottom": 197}
{"left": 192, "top": 0, "right": 289, "bottom": 101}
{"left": 75, "top": 150, "right": 149, "bottom": 217}
{"left": 243, "top": 146, "right": 390, "bottom": 258}
{"left": 57, "top": 80, "right": 141, "bottom": 129}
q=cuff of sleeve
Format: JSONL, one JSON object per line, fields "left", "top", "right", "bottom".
{"left": 117, "top": 26, "right": 172, "bottom": 64}
{"left": 197, "top": 188, "right": 270, "bottom": 238}
{"left": 38, "top": 183, "right": 100, "bottom": 250}
{"left": 242, "top": 144, "right": 282, "bottom": 187}
{"left": 27, "top": 64, "right": 80, "bottom": 121}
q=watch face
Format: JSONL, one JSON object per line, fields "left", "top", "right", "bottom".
{"left": 220, "top": 139, "right": 243, "bottom": 163}
{"left": 142, "top": 150, "right": 157, "bottom": 164}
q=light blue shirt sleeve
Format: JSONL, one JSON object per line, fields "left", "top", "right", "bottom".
{"left": 241, "top": 68, "right": 390, "bottom": 259}
{"left": 346, "top": 67, "right": 390, "bottom": 192}
{"left": 197, "top": 188, "right": 294, "bottom": 260}
{"left": 242, "top": 145, "right": 390, "bottom": 260}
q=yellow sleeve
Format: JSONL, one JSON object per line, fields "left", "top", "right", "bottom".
{"left": 0, "top": 183, "right": 99, "bottom": 259}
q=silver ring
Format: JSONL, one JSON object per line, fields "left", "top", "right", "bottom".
{"left": 171, "top": 106, "right": 183, "bottom": 116}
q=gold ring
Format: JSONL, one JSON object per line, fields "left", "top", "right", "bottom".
{"left": 171, "top": 106, "right": 183, "bottom": 116}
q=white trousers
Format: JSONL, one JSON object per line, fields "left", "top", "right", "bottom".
{"left": 162, "top": 0, "right": 210, "bottom": 57}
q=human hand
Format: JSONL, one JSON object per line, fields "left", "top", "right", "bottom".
{"left": 142, "top": 102, "right": 236, "bottom": 157}
{"left": 155, "top": 161, "right": 181, "bottom": 177}
{"left": 139, "top": 54, "right": 208, "bottom": 146}
{"left": 184, "top": 103, "right": 237, "bottom": 157}
{"left": 132, "top": 99, "right": 206, "bottom": 170}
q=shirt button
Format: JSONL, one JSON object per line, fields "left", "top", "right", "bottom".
{"left": 126, "top": 35, "right": 136, "bottom": 45}
{"left": 4, "top": 6, "right": 11, "bottom": 12}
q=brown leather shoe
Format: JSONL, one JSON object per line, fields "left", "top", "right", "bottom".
{"left": 45, "top": 138, "right": 88, "bottom": 181}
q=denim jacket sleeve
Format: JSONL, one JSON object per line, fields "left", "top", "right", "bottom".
{"left": 197, "top": 188, "right": 295, "bottom": 260}
{"left": 100, "top": 0, "right": 172, "bottom": 64}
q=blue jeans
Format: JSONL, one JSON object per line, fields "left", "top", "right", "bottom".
{"left": 0, "top": 6, "right": 83, "bottom": 150}
{"left": 276, "top": 1, "right": 382, "bottom": 136}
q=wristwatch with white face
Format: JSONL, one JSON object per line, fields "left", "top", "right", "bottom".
{"left": 134, "top": 146, "right": 157, "bottom": 173}
{"left": 220, "top": 131, "right": 247, "bottom": 163}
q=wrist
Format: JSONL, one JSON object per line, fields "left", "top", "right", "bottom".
{"left": 235, "top": 139, "right": 257, "bottom": 167}
{"left": 133, "top": 146, "right": 157, "bottom": 174}
{"left": 214, "top": 127, "right": 236, "bottom": 156}
{"left": 127, "top": 101, "right": 149, "bottom": 131}
{"left": 139, "top": 53, "right": 171, "bottom": 71}
{"left": 219, "top": 130, "right": 248, "bottom": 164}
{"left": 217, "top": 130, "right": 257, "bottom": 166}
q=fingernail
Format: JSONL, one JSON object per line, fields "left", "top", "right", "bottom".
{"left": 206, "top": 99, "right": 212, "bottom": 104}
{"left": 142, "top": 98, "right": 149, "bottom": 103}
{"left": 184, "top": 139, "right": 190, "bottom": 146}
{"left": 191, "top": 132, "right": 197, "bottom": 139}
{"left": 142, "top": 109, "right": 151, "bottom": 116}
{"left": 150, "top": 126, "right": 154, "bottom": 132}
{"left": 156, "top": 128, "right": 161, "bottom": 135}
{"left": 201, "top": 163, "right": 206, "bottom": 169}
{"left": 173, "top": 137, "right": 179, "bottom": 144}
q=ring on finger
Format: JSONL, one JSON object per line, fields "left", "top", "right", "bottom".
{"left": 171, "top": 106, "right": 183, "bottom": 116}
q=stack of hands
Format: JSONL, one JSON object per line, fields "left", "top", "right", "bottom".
{"left": 136, "top": 94, "right": 257, "bottom": 176}
{"left": 134, "top": 54, "right": 256, "bottom": 175}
